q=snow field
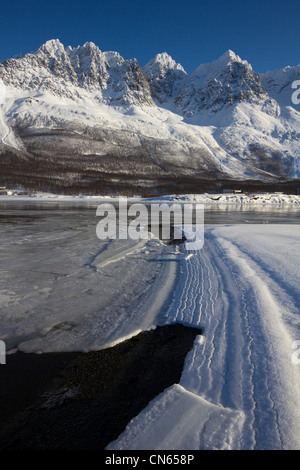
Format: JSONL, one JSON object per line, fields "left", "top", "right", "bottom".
{"left": 109, "top": 225, "right": 300, "bottom": 450}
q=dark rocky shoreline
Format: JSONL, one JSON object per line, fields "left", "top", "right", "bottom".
{"left": 0, "top": 324, "right": 202, "bottom": 450}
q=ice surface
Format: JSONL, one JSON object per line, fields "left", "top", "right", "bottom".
{"left": 0, "top": 207, "right": 175, "bottom": 353}
{"left": 1, "top": 200, "right": 299, "bottom": 449}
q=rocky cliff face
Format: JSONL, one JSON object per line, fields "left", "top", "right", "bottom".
{"left": 0, "top": 39, "right": 154, "bottom": 106}
{"left": 174, "top": 50, "right": 278, "bottom": 116}
{"left": 0, "top": 40, "right": 299, "bottom": 195}
{"left": 142, "top": 53, "right": 187, "bottom": 104}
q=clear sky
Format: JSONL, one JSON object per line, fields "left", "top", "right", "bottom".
{"left": 0, "top": 0, "right": 299, "bottom": 74}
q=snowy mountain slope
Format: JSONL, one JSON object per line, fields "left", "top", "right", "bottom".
{"left": 0, "top": 79, "right": 24, "bottom": 151}
{"left": 199, "top": 102, "right": 300, "bottom": 178}
{"left": 261, "top": 64, "right": 300, "bottom": 108}
{"left": 174, "top": 50, "right": 275, "bottom": 116}
{"left": 0, "top": 41, "right": 299, "bottom": 194}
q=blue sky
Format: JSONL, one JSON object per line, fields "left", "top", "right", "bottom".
{"left": 0, "top": 0, "right": 299, "bottom": 73}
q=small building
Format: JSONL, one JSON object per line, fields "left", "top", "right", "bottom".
{"left": 223, "top": 189, "right": 242, "bottom": 194}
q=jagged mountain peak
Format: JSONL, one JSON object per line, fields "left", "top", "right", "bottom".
{"left": 144, "top": 52, "right": 186, "bottom": 73}
{"left": 174, "top": 49, "right": 269, "bottom": 116}
{"left": 219, "top": 49, "right": 246, "bottom": 64}
{"left": 0, "top": 39, "right": 154, "bottom": 106}
{"left": 192, "top": 49, "right": 252, "bottom": 77}
{"left": 82, "top": 41, "right": 98, "bottom": 50}
{"left": 102, "top": 50, "right": 124, "bottom": 65}
{"left": 68, "top": 41, "right": 101, "bottom": 55}
{"left": 38, "top": 39, "right": 66, "bottom": 57}
{"left": 0, "top": 40, "right": 299, "bottom": 191}
{"left": 142, "top": 53, "right": 187, "bottom": 104}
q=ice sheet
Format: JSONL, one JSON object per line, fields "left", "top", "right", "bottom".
{"left": 1, "top": 203, "right": 299, "bottom": 449}
{"left": 0, "top": 209, "right": 176, "bottom": 353}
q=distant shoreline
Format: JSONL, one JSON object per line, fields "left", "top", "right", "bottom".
{"left": 1, "top": 191, "right": 300, "bottom": 205}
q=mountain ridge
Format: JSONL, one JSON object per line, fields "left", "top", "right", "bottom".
{"left": 0, "top": 40, "right": 299, "bottom": 195}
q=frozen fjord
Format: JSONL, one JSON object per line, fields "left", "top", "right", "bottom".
{"left": 0, "top": 202, "right": 300, "bottom": 449}
{"left": 0, "top": 205, "right": 177, "bottom": 353}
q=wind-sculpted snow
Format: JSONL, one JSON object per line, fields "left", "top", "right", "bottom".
{"left": 107, "top": 384, "right": 246, "bottom": 450}
{"left": 109, "top": 225, "right": 300, "bottom": 450}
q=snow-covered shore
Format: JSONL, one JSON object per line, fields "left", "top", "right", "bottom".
{"left": 0, "top": 191, "right": 300, "bottom": 205}
{"left": 146, "top": 192, "right": 300, "bottom": 205}
{"left": 108, "top": 224, "right": 300, "bottom": 450}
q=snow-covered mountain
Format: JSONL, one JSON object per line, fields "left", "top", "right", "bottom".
{"left": 142, "top": 53, "right": 187, "bottom": 104}
{"left": 0, "top": 39, "right": 154, "bottom": 106}
{"left": 174, "top": 50, "right": 277, "bottom": 116}
{"left": 0, "top": 40, "right": 299, "bottom": 195}
{"left": 261, "top": 65, "right": 300, "bottom": 108}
